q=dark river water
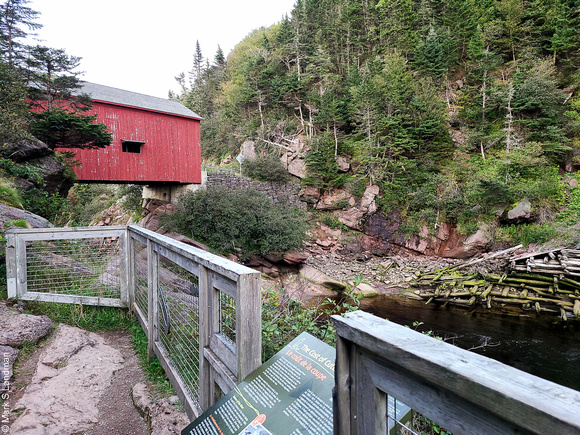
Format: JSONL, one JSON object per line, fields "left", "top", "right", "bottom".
{"left": 358, "top": 295, "right": 580, "bottom": 391}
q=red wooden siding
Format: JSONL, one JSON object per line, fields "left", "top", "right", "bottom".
{"left": 60, "top": 101, "right": 201, "bottom": 184}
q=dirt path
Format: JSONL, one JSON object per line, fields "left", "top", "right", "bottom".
{"left": 84, "top": 331, "right": 149, "bottom": 435}
{"left": 10, "top": 328, "right": 150, "bottom": 435}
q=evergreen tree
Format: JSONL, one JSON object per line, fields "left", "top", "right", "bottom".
{"left": 0, "top": 0, "right": 41, "bottom": 67}
{"left": 25, "top": 45, "right": 84, "bottom": 110}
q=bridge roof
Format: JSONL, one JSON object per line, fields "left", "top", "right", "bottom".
{"left": 79, "top": 82, "right": 202, "bottom": 120}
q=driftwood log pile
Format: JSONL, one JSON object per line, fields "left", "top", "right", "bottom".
{"left": 407, "top": 246, "right": 580, "bottom": 320}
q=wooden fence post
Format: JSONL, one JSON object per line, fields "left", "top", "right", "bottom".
{"left": 6, "top": 232, "right": 17, "bottom": 298}
{"left": 125, "top": 229, "right": 135, "bottom": 311}
{"left": 147, "top": 240, "right": 159, "bottom": 361}
{"left": 236, "top": 272, "right": 262, "bottom": 381}
{"left": 198, "top": 264, "right": 212, "bottom": 410}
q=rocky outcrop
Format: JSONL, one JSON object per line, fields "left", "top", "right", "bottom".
{"left": 0, "top": 303, "right": 52, "bottom": 347}
{"left": 140, "top": 199, "right": 178, "bottom": 232}
{"left": 2, "top": 137, "right": 73, "bottom": 197}
{"left": 299, "top": 264, "right": 347, "bottom": 291}
{"left": 0, "top": 345, "right": 19, "bottom": 386}
{"left": 132, "top": 382, "right": 189, "bottom": 435}
{"left": 502, "top": 198, "right": 535, "bottom": 224}
{"left": 11, "top": 324, "right": 125, "bottom": 434}
{"left": 0, "top": 203, "right": 52, "bottom": 231}
{"left": 1, "top": 136, "right": 52, "bottom": 163}
{"left": 363, "top": 210, "right": 491, "bottom": 259}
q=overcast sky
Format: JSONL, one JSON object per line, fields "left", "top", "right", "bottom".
{"left": 27, "top": 0, "right": 296, "bottom": 98}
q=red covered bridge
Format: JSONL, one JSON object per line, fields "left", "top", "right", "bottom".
{"left": 61, "top": 82, "right": 202, "bottom": 187}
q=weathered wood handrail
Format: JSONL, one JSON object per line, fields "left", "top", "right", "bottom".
{"left": 6, "top": 224, "right": 262, "bottom": 420}
{"left": 332, "top": 311, "right": 580, "bottom": 434}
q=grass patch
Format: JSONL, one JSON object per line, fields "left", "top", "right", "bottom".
{"left": 23, "top": 301, "right": 134, "bottom": 331}
{"left": 129, "top": 321, "right": 174, "bottom": 397}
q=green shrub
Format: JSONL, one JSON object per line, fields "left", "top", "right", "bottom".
{"left": 119, "top": 184, "right": 144, "bottom": 213}
{"left": 243, "top": 155, "right": 290, "bottom": 182}
{"left": 21, "top": 188, "right": 67, "bottom": 223}
{"left": 348, "top": 177, "right": 368, "bottom": 199}
{"left": 261, "top": 287, "right": 360, "bottom": 361}
{"left": 57, "top": 184, "right": 116, "bottom": 226}
{"left": 499, "top": 223, "right": 558, "bottom": 247}
{"left": 165, "top": 187, "right": 308, "bottom": 260}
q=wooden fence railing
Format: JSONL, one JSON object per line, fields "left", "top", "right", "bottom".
{"left": 6, "top": 224, "right": 262, "bottom": 419}
{"left": 332, "top": 311, "right": 580, "bottom": 434}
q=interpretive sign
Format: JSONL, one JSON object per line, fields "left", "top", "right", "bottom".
{"left": 182, "top": 332, "right": 335, "bottom": 435}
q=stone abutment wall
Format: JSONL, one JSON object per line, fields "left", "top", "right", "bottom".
{"left": 206, "top": 173, "right": 306, "bottom": 210}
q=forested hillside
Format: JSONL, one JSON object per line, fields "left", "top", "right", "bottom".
{"left": 179, "top": 0, "right": 580, "bottom": 243}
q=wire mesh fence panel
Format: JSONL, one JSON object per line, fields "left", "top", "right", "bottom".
{"left": 25, "top": 237, "right": 122, "bottom": 299}
{"left": 387, "top": 395, "right": 423, "bottom": 435}
{"left": 132, "top": 238, "right": 148, "bottom": 316}
{"left": 219, "top": 292, "right": 236, "bottom": 346}
{"left": 157, "top": 254, "right": 201, "bottom": 402}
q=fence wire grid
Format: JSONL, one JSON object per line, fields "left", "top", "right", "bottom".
{"left": 25, "top": 238, "right": 122, "bottom": 299}
{"left": 157, "top": 254, "right": 201, "bottom": 401}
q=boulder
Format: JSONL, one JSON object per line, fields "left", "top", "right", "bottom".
{"left": 139, "top": 202, "right": 177, "bottom": 232}
{"left": 338, "top": 207, "right": 366, "bottom": 231}
{"left": 241, "top": 140, "right": 257, "bottom": 161}
{"left": 283, "top": 250, "right": 310, "bottom": 265}
{"left": 351, "top": 282, "right": 379, "bottom": 298}
{"left": 336, "top": 156, "right": 350, "bottom": 172}
{"left": 0, "top": 303, "right": 52, "bottom": 347}
{"left": 503, "top": 199, "right": 535, "bottom": 223}
{"left": 1, "top": 136, "right": 52, "bottom": 163}
{"left": 299, "top": 265, "right": 346, "bottom": 291}
{"left": 316, "top": 189, "right": 353, "bottom": 211}
{"left": 360, "top": 184, "right": 379, "bottom": 208}
{"left": 298, "top": 186, "right": 320, "bottom": 204}
{"left": 0, "top": 203, "right": 52, "bottom": 231}
{"left": 287, "top": 158, "right": 307, "bottom": 178}
{"left": 132, "top": 382, "right": 189, "bottom": 435}
{"left": 27, "top": 154, "right": 74, "bottom": 196}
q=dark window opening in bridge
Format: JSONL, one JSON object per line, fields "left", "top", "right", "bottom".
{"left": 122, "top": 140, "right": 145, "bottom": 153}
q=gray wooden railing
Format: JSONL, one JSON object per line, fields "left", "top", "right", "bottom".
{"left": 6, "top": 224, "right": 262, "bottom": 419}
{"left": 332, "top": 311, "right": 580, "bottom": 434}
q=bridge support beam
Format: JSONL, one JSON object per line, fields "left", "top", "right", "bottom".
{"left": 142, "top": 172, "right": 207, "bottom": 203}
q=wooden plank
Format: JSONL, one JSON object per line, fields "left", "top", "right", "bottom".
{"left": 334, "top": 335, "right": 352, "bottom": 434}
{"left": 7, "top": 225, "right": 126, "bottom": 236}
{"left": 333, "top": 311, "right": 580, "bottom": 434}
{"left": 6, "top": 232, "right": 17, "bottom": 298}
{"left": 210, "top": 334, "right": 237, "bottom": 376}
{"left": 119, "top": 230, "right": 129, "bottom": 306}
{"left": 129, "top": 231, "right": 148, "bottom": 246}
{"left": 203, "top": 347, "right": 237, "bottom": 392}
{"left": 209, "top": 271, "right": 237, "bottom": 298}
{"left": 16, "top": 236, "right": 27, "bottom": 298}
{"left": 198, "top": 264, "right": 212, "bottom": 410}
{"left": 235, "top": 272, "right": 262, "bottom": 381}
{"left": 133, "top": 303, "right": 148, "bottom": 334}
{"left": 147, "top": 240, "right": 156, "bottom": 360}
{"left": 126, "top": 229, "right": 135, "bottom": 311}
{"left": 361, "top": 353, "right": 526, "bottom": 434}
{"left": 353, "top": 349, "right": 386, "bottom": 435}
{"left": 153, "top": 341, "right": 203, "bottom": 420}
{"left": 18, "top": 228, "right": 125, "bottom": 242}
{"left": 20, "top": 292, "right": 125, "bottom": 307}
{"left": 153, "top": 242, "right": 200, "bottom": 276}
